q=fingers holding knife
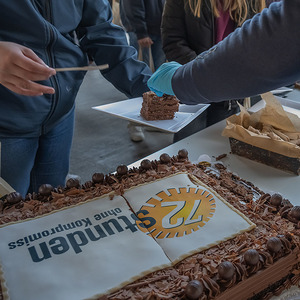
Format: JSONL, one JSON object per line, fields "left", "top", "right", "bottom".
{"left": 0, "top": 42, "right": 109, "bottom": 97}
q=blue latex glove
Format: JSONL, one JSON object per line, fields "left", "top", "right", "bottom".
{"left": 147, "top": 61, "right": 182, "bottom": 97}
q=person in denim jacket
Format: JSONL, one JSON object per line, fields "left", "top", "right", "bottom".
{"left": 0, "top": 0, "right": 151, "bottom": 196}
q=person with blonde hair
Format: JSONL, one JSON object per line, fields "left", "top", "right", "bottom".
{"left": 148, "top": 2, "right": 295, "bottom": 110}
{"left": 161, "top": 0, "right": 273, "bottom": 142}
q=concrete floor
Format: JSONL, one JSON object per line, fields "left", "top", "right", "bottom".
{"left": 69, "top": 70, "right": 174, "bottom": 183}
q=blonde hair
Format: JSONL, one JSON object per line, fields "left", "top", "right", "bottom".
{"left": 187, "top": 0, "right": 266, "bottom": 26}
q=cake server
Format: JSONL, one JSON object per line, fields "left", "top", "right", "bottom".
{"left": 55, "top": 64, "right": 109, "bottom": 72}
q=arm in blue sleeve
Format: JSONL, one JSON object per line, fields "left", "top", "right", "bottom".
{"left": 172, "top": 1, "right": 300, "bottom": 105}
{"left": 76, "top": 0, "right": 151, "bottom": 98}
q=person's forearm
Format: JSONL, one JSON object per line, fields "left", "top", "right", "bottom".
{"left": 172, "top": 1, "right": 300, "bottom": 104}
{"left": 80, "top": 0, "right": 151, "bottom": 98}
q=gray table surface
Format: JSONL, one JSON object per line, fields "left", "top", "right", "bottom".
{"left": 129, "top": 90, "right": 300, "bottom": 205}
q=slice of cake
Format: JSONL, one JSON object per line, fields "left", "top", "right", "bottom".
{"left": 140, "top": 91, "right": 179, "bottom": 121}
{"left": 0, "top": 150, "right": 300, "bottom": 300}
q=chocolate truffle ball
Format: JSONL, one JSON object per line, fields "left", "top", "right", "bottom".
{"left": 38, "top": 184, "right": 53, "bottom": 196}
{"left": 141, "top": 159, "right": 152, "bottom": 170}
{"left": 178, "top": 149, "right": 188, "bottom": 159}
{"left": 185, "top": 280, "right": 203, "bottom": 300}
{"left": 218, "top": 261, "right": 235, "bottom": 281}
{"left": 266, "top": 237, "right": 282, "bottom": 253}
{"left": 6, "top": 192, "right": 23, "bottom": 204}
{"left": 66, "top": 178, "right": 80, "bottom": 189}
{"left": 116, "top": 165, "right": 128, "bottom": 176}
{"left": 270, "top": 193, "right": 282, "bottom": 207}
{"left": 92, "top": 173, "right": 104, "bottom": 184}
{"left": 289, "top": 206, "right": 300, "bottom": 221}
{"left": 244, "top": 249, "right": 260, "bottom": 266}
{"left": 160, "top": 153, "right": 171, "bottom": 164}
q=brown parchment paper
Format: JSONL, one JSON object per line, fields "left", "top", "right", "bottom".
{"left": 222, "top": 92, "right": 300, "bottom": 158}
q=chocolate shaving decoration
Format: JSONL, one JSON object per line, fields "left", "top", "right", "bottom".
{"left": 92, "top": 173, "right": 104, "bottom": 184}
{"left": 15, "top": 201, "right": 24, "bottom": 209}
{"left": 233, "top": 262, "right": 246, "bottom": 282}
{"left": 289, "top": 206, "right": 300, "bottom": 221}
{"left": 0, "top": 194, "right": 7, "bottom": 202}
{"left": 184, "top": 280, "right": 203, "bottom": 300}
{"left": 116, "top": 165, "right": 128, "bottom": 176}
{"left": 216, "top": 153, "right": 227, "bottom": 160}
{"left": 279, "top": 205, "right": 291, "bottom": 218}
{"left": 282, "top": 198, "right": 293, "bottom": 208}
{"left": 38, "top": 184, "right": 53, "bottom": 197}
{"left": 277, "top": 235, "right": 292, "bottom": 254}
{"left": 256, "top": 193, "right": 270, "bottom": 206}
{"left": 178, "top": 149, "right": 188, "bottom": 159}
{"left": 160, "top": 153, "right": 171, "bottom": 164}
{"left": 82, "top": 181, "right": 93, "bottom": 189}
{"left": 140, "top": 159, "right": 152, "bottom": 170}
{"left": 6, "top": 192, "right": 23, "bottom": 205}
{"left": 280, "top": 205, "right": 300, "bottom": 224}
{"left": 66, "top": 178, "right": 80, "bottom": 189}
{"left": 200, "top": 276, "right": 220, "bottom": 298}
{"left": 258, "top": 250, "right": 273, "bottom": 267}
{"left": 105, "top": 175, "right": 118, "bottom": 185}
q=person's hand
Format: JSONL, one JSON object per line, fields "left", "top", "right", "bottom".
{"left": 138, "top": 37, "right": 153, "bottom": 48}
{"left": 0, "top": 41, "right": 56, "bottom": 96}
{"left": 147, "top": 61, "right": 182, "bottom": 96}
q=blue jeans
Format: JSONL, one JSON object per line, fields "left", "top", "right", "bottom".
{"left": 0, "top": 110, "right": 74, "bottom": 197}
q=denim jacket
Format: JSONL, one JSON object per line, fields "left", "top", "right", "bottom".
{"left": 0, "top": 0, "right": 151, "bottom": 138}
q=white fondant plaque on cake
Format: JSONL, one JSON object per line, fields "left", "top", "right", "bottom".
{"left": 123, "top": 173, "right": 256, "bottom": 263}
{"left": 0, "top": 195, "right": 170, "bottom": 300}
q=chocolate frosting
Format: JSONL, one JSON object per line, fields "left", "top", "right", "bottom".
{"left": 1, "top": 149, "right": 300, "bottom": 300}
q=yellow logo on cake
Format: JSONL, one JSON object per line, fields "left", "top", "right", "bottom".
{"left": 135, "top": 187, "right": 216, "bottom": 239}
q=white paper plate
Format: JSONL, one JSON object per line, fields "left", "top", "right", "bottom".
{"left": 92, "top": 97, "right": 210, "bottom": 133}
{"left": 248, "top": 96, "right": 300, "bottom": 118}
{"left": 271, "top": 87, "right": 293, "bottom": 95}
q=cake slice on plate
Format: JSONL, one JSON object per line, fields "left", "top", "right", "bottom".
{"left": 140, "top": 91, "right": 179, "bottom": 121}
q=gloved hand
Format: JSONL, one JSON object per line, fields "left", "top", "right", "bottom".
{"left": 147, "top": 61, "right": 182, "bottom": 97}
